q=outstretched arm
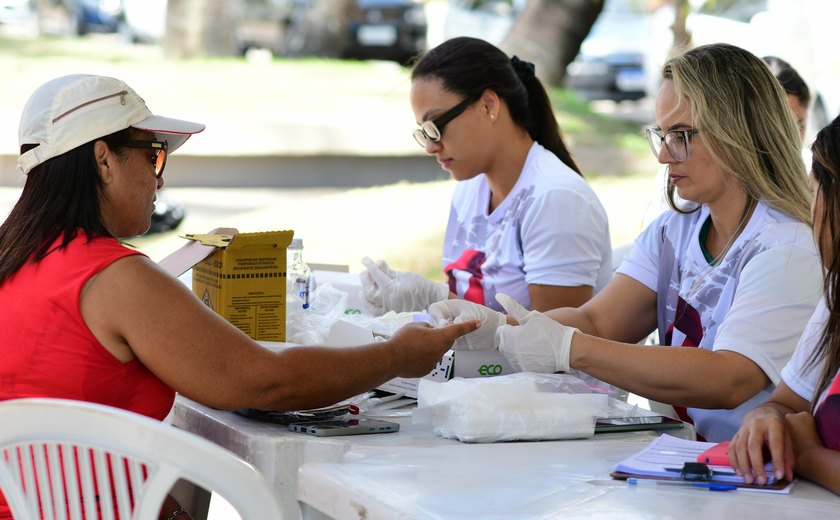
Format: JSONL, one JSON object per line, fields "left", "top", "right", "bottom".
{"left": 570, "top": 334, "right": 772, "bottom": 409}
{"left": 544, "top": 274, "right": 658, "bottom": 343}
{"left": 82, "top": 256, "right": 477, "bottom": 411}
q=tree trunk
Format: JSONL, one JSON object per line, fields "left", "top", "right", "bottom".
{"left": 164, "top": 0, "right": 238, "bottom": 59}
{"left": 501, "top": 0, "right": 604, "bottom": 87}
{"left": 671, "top": 0, "right": 691, "bottom": 49}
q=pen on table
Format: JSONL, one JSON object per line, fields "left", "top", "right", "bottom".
{"left": 626, "top": 478, "right": 737, "bottom": 492}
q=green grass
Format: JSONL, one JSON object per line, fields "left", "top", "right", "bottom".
{"left": 550, "top": 88, "right": 645, "bottom": 149}
{"left": 0, "top": 32, "right": 651, "bottom": 176}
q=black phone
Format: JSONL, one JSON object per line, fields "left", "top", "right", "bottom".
{"left": 594, "top": 415, "right": 684, "bottom": 433}
{"left": 289, "top": 418, "right": 400, "bottom": 437}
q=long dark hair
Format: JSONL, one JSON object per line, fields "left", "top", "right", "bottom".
{"left": 808, "top": 115, "right": 840, "bottom": 410}
{"left": 0, "top": 128, "right": 135, "bottom": 285}
{"left": 763, "top": 55, "right": 811, "bottom": 107}
{"left": 411, "top": 36, "right": 581, "bottom": 176}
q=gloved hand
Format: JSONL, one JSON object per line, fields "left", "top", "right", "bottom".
{"left": 429, "top": 299, "right": 507, "bottom": 350}
{"left": 360, "top": 257, "right": 449, "bottom": 315}
{"left": 496, "top": 293, "right": 578, "bottom": 373}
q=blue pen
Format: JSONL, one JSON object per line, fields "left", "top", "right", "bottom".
{"left": 627, "top": 478, "right": 737, "bottom": 492}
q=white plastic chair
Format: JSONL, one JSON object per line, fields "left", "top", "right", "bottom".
{"left": 0, "top": 398, "right": 282, "bottom": 520}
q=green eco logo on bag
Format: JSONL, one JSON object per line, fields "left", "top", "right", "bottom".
{"left": 478, "top": 364, "right": 503, "bottom": 376}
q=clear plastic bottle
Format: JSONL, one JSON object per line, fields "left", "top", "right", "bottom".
{"left": 286, "top": 238, "right": 310, "bottom": 311}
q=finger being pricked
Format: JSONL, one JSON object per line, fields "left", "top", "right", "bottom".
{"left": 389, "top": 320, "right": 478, "bottom": 351}
{"left": 439, "top": 319, "right": 481, "bottom": 343}
{"left": 389, "top": 320, "right": 480, "bottom": 377}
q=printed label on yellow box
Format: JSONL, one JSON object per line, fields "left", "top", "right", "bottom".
{"left": 190, "top": 230, "right": 293, "bottom": 341}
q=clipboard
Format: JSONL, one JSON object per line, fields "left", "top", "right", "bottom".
{"left": 610, "top": 469, "right": 792, "bottom": 492}
{"left": 611, "top": 434, "right": 794, "bottom": 493}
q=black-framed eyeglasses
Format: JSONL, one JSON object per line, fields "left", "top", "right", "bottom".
{"left": 413, "top": 95, "right": 479, "bottom": 148}
{"left": 645, "top": 127, "right": 699, "bottom": 162}
{"left": 123, "top": 140, "right": 168, "bottom": 178}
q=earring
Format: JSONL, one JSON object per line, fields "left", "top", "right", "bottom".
{"left": 490, "top": 114, "right": 496, "bottom": 121}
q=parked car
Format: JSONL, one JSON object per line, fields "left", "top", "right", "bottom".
{"left": 0, "top": 0, "right": 38, "bottom": 36}
{"left": 35, "top": 0, "right": 122, "bottom": 36}
{"left": 441, "top": 0, "right": 519, "bottom": 47}
{"left": 687, "top": 0, "right": 840, "bottom": 141}
{"left": 120, "top": 0, "right": 295, "bottom": 55}
{"left": 342, "top": 0, "right": 426, "bottom": 64}
{"left": 117, "top": 0, "right": 164, "bottom": 43}
{"left": 235, "top": 0, "right": 295, "bottom": 56}
{"left": 564, "top": 0, "right": 657, "bottom": 102}
{"left": 148, "top": 189, "right": 185, "bottom": 234}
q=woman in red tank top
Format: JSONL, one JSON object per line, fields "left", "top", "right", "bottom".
{"left": 0, "top": 74, "right": 477, "bottom": 519}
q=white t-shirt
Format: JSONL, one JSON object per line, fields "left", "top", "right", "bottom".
{"left": 442, "top": 142, "right": 612, "bottom": 311}
{"left": 781, "top": 299, "right": 829, "bottom": 403}
{"left": 617, "top": 201, "right": 822, "bottom": 441}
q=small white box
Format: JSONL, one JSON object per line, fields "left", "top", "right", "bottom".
{"left": 326, "top": 319, "right": 452, "bottom": 399}
{"left": 451, "top": 350, "right": 515, "bottom": 378}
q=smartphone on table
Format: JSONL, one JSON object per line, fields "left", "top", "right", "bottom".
{"left": 289, "top": 418, "right": 400, "bottom": 437}
{"left": 594, "top": 415, "right": 683, "bottom": 433}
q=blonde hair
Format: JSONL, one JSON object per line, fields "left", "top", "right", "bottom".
{"left": 662, "top": 43, "right": 811, "bottom": 223}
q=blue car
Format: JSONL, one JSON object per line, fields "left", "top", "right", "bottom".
{"left": 35, "top": 0, "right": 122, "bottom": 36}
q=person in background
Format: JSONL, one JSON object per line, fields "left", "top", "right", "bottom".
{"left": 728, "top": 115, "right": 840, "bottom": 493}
{"left": 430, "top": 43, "right": 822, "bottom": 442}
{"left": 0, "top": 74, "right": 477, "bottom": 520}
{"left": 763, "top": 55, "right": 811, "bottom": 142}
{"left": 361, "top": 37, "right": 612, "bottom": 321}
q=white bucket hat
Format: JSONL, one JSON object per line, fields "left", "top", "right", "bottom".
{"left": 17, "top": 74, "right": 205, "bottom": 176}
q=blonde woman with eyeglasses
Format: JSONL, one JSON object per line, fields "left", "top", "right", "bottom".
{"left": 360, "top": 37, "right": 612, "bottom": 322}
{"left": 431, "top": 43, "right": 822, "bottom": 443}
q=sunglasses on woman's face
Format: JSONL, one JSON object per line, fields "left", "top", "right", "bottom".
{"left": 123, "top": 140, "right": 168, "bottom": 178}
{"left": 413, "top": 95, "right": 479, "bottom": 148}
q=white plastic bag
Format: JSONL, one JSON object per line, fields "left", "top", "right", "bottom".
{"left": 286, "top": 284, "right": 350, "bottom": 344}
{"left": 287, "top": 283, "right": 426, "bottom": 345}
{"left": 413, "top": 373, "right": 608, "bottom": 443}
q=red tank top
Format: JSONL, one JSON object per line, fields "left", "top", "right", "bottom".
{"left": 0, "top": 234, "right": 175, "bottom": 518}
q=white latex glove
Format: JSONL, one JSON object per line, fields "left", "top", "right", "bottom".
{"left": 428, "top": 299, "right": 507, "bottom": 351}
{"left": 496, "top": 293, "right": 578, "bottom": 373}
{"left": 360, "top": 257, "right": 449, "bottom": 315}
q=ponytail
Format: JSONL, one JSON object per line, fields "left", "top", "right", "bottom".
{"left": 512, "top": 56, "right": 581, "bottom": 175}
{"left": 412, "top": 37, "right": 581, "bottom": 176}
